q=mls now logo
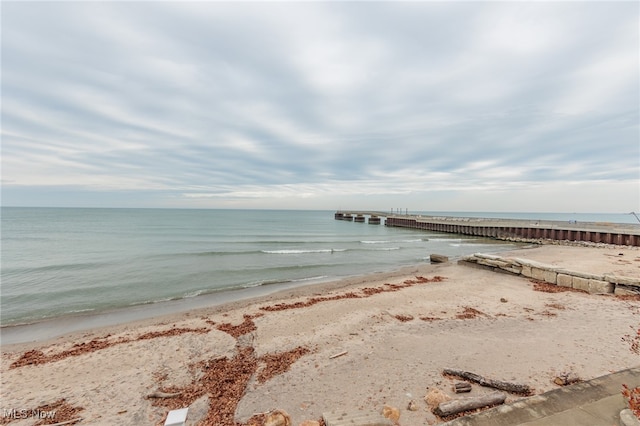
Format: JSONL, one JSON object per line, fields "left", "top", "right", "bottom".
{"left": 2, "top": 408, "right": 56, "bottom": 420}
{"left": 31, "top": 409, "right": 57, "bottom": 419}
{"left": 2, "top": 409, "right": 28, "bottom": 419}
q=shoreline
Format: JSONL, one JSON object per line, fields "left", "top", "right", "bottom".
{"left": 0, "top": 263, "right": 440, "bottom": 349}
{"left": 4, "top": 236, "right": 632, "bottom": 338}
{"left": 3, "top": 242, "right": 637, "bottom": 349}
{"left": 2, "top": 244, "right": 639, "bottom": 425}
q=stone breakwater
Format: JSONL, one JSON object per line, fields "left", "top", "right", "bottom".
{"left": 460, "top": 253, "right": 640, "bottom": 296}
{"left": 495, "top": 236, "right": 640, "bottom": 250}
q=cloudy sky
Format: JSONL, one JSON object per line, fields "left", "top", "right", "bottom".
{"left": 2, "top": 2, "right": 638, "bottom": 212}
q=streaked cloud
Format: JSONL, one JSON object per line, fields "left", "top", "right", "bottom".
{"left": 2, "top": 2, "right": 638, "bottom": 212}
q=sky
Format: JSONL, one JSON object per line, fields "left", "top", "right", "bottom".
{"left": 2, "top": 2, "right": 639, "bottom": 212}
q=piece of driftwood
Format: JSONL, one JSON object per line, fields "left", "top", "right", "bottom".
{"left": 147, "top": 390, "right": 182, "bottom": 398}
{"left": 453, "top": 381, "right": 472, "bottom": 393}
{"left": 443, "top": 368, "right": 531, "bottom": 394}
{"left": 329, "top": 350, "right": 348, "bottom": 359}
{"left": 47, "top": 419, "right": 83, "bottom": 426}
{"left": 434, "top": 391, "right": 506, "bottom": 417}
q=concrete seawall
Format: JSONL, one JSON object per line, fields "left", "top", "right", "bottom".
{"left": 459, "top": 252, "right": 640, "bottom": 295}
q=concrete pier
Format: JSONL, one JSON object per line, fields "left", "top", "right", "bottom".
{"left": 335, "top": 211, "right": 640, "bottom": 247}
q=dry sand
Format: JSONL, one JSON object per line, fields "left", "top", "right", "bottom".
{"left": 1, "top": 244, "right": 639, "bottom": 425}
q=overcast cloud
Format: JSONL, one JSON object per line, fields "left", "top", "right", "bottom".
{"left": 2, "top": 2, "right": 638, "bottom": 212}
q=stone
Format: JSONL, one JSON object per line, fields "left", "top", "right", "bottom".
{"left": 475, "top": 253, "right": 505, "bottom": 261}
{"left": 572, "top": 276, "right": 590, "bottom": 292}
{"left": 563, "top": 270, "right": 603, "bottom": 281}
{"left": 298, "top": 421, "right": 320, "bottom": 426}
{"left": 186, "top": 395, "right": 209, "bottom": 426}
{"left": 499, "top": 265, "right": 522, "bottom": 275}
{"left": 531, "top": 267, "right": 546, "bottom": 281}
{"left": 424, "top": 388, "right": 451, "bottom": 409}
{"left": 477, "top": 259, "right": 497, "bottom": 268}
{"left": 552, "top": 372, "right": 581, "bottom": 386}
{"left": 620, "top": 409, "right": 640, "bottom": 426}
{"left": 557, "top": 274, "right": 573, "bottom": 288}
{"left": 264, "top": 409, "right": 291, "bottom": 426}
{"left": 616, "top": 286, "right": 640, "bottom": 296}
{"left": 521, "top": 265, "right": 533, "bottom": 278}
{"left": 430, "top": 254, "right": 449, "bottom": 263}
{"left": 588, "top": 279, "right": 614, "bottom": 294}
{"left": 382, "top": 405, "right": 400, "bottom": 423}
{"left": 604, "top": 274, "right": 640, "bottom": 286}
{"left": 542, "top": 269, "right": 557, "bottom": 284}
{"left": 477, "top": 259, "right": 510, "bottom": 268}
{"left": 407, "top": 400, "right": 419, "bottom": 411}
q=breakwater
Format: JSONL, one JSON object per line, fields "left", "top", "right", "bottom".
{"left": 460, "top": 252, "right": 640, "bottom": 295}
{"left": 335, "top": 211, "right": 640, "bottom": 247}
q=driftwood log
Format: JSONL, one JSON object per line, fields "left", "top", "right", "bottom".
{"left": 443, "top": 368, "right": 531, "bottom": 394}
{"left": 329, "top": 350, "right": 348, "bottom": 359}
{"left": 453, "top": 381, "right": 472, "bottom": 393}
{"left": 434, "top": 391, "right": 506, "bottom": 417}
{"left": 147, "top": 390, "right": 182, "bottom": 399}
{"left": 46, "top": 420, "right": 83, "bottom": 426}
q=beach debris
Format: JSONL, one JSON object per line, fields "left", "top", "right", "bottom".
{"left": 217, "top": 314, "right": 260, "bottom": 338}
{"left": 382, "top": 405, "right": 400, "bottom": 423}
{"left": 532, "top": 281, "right": 586, "bottom": 294}
{"left": 553, "top": 372, "right": 582, "bottom": 386}
{"left": 430, "top": 254, "right": 449, "bottom": 263}
{"left": 434, "top": 391, "right": 506, "bottom": 417}
{"left": 263, "top": 409, "right": 291, "bottom": 426}
{"left": 407, "top": 399, "right": 419, "bottom": 411}
{"left": 443, "top": 368, "right": 532, "bottom": 395}
{"left": 453, "top": 381, "right": 472, "bottom": 393}
{"left": 500, "top": 297, "right": 508, "bottom": 303}
{"left": 151, "top": 346, "right": 258, "bottom": 425}
{"left": 420, "top": 316, "right": 443, "bottom": 322}
{"left": 9, "top": 327, "right": 210, "bottom": 369}
{"left": 150, "top": 343, "right": 311, "bottom": 426}
{"left": 24, "top": 399, "right": 84, "bottom": 425}
{"left": 258, "top": 346, "right": 311, "bottom": 383}
{"left": 455, "top": 307, "right": 488, "bottom": 320}
{"left": 164, "top": 407, "right": 188, "bottom": 426}
{"left": 45, "top": 419, "right": 84, "bottom": 426}
{"left": 261, "top": 276, "right": 446, "bottom": 312}
{"left": 393, "top": 314, "right": 414, "bottom": 322}
{"left": 148, "top": 390, "right": 182, "bottom": 399}
{"left": 329, "top": 350, "right": 348, "bottom": 359}
{"left": 424, "top": 388, "right": 451, "bottom": 409}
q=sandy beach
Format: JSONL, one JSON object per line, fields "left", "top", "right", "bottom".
{"left": 1, "top": 244, "right": 639, "bottom": 425}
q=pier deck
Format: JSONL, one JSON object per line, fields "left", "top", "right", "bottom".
{"left": 334, "top": 211, "right": 640, "bottom": 247}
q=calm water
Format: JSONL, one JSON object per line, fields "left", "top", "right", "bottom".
{"left": 1, "top": 208, "right": 632, "bottom": 326}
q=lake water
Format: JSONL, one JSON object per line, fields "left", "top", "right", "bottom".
{"left": 3, "top": 207, "right": 637, "bottom": 329}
